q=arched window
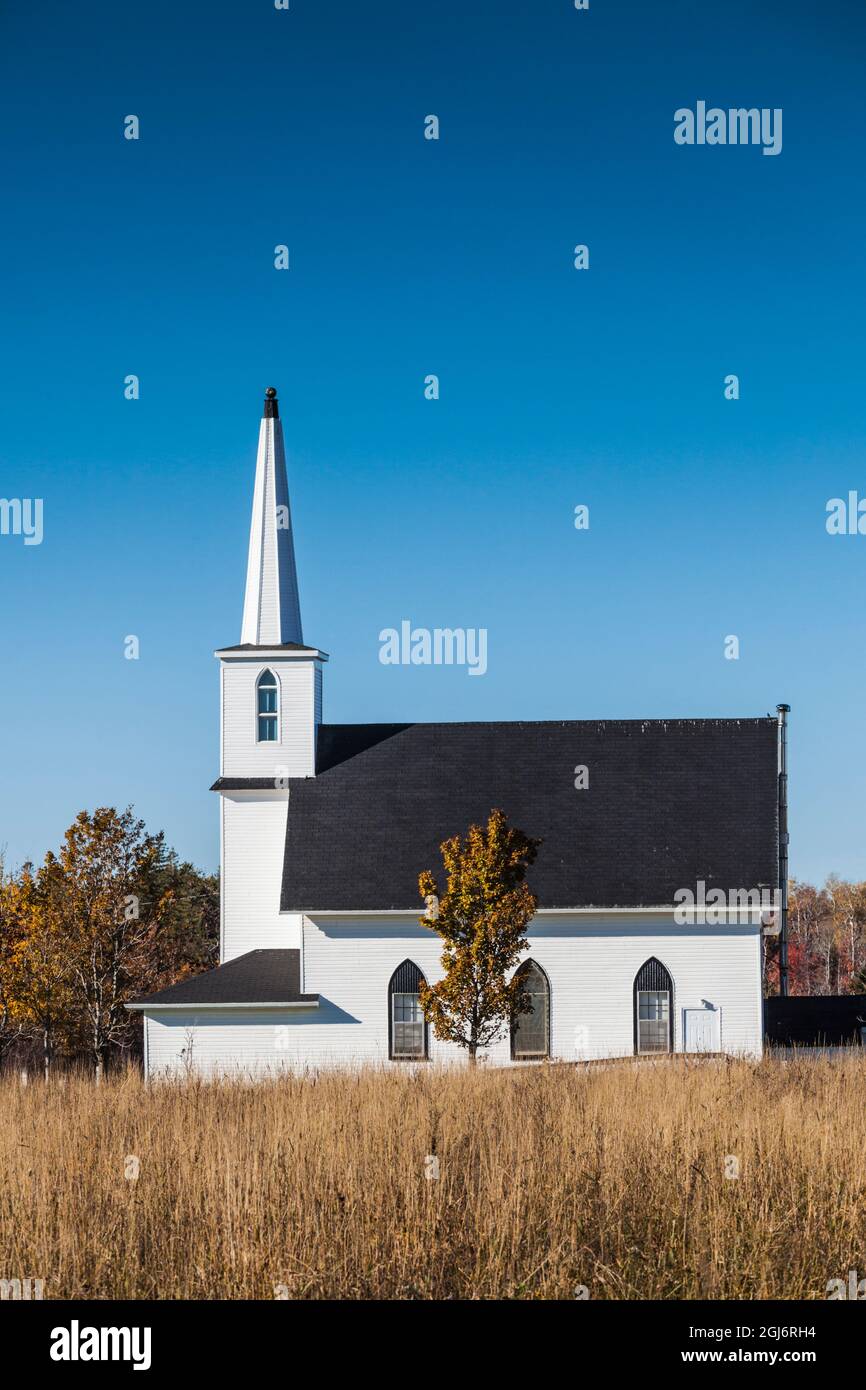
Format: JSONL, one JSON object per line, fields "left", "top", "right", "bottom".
{"left": 388, "top": 960, "right": 428, "bottom": 1061}
{"left": 511, "top": 960, "right": 550, "bottom": 1060}
{"left": 256, "top": 669, "right": 278, "bottom": 742}
{"left": 634, "top": 958, "right": 674, "bottom": 1054}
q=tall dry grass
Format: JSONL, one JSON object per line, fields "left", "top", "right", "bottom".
{"left": 0, "top": 1054, "right": 863, "bottom": 1300}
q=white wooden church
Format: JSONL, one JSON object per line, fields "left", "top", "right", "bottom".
{"left": 130, "top": 388, "right": 784, "bottom": 1075}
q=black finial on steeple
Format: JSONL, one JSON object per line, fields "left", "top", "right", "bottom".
{"left": 264, "top": 386, "right": 279, "bottom": 419}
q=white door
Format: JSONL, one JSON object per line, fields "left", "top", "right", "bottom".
{"left": 684, "top": 1007, "right": 720, "bottom": 1053}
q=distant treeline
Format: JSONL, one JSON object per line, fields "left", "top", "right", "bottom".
{"left": 0, "top": 808, "right": 218, "bottom": 1076}
{"left": 764, "top": 878, "right": 866, "bottom": 997}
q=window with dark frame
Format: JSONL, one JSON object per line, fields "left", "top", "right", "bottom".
{"left": 511, "top": 960, "right": 550, "bottom": 1060}
{"left": 634, "top": 958, "right": 674, "bottom": 1054}
{"left": 388, "top": 961, "right": 428, "bottom": 1060}
{"left": 256, "top": 669, "right": 278, "bottom": 742}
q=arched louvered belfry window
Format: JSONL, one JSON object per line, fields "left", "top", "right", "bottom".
{"left": 388, "top": 960, "right": 428, "bottom": 1061}
{"left": 256, "top": 669, "right": 278, "bottom": 742}
{"left": 634, "top": 957, "right": 674, "bottom": 1054}
{"left": 511, "top": 960, "right": 550, "bottom": 1061}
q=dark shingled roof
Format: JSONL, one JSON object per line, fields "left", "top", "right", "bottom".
{"left": 127, "top": 950, "right": 318, "bottom": 1008}
{"left": 278, "top": 718, "right": 779, "bottom": 912}
{"left": 211, "top": 778, "right": 284, "bottom": 790}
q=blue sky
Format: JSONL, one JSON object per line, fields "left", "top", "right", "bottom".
{"left": 0, "top": 0, "right": 864, "bottom": 883}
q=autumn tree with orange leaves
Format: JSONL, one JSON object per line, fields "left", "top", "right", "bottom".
{"left": 0, "top": 808, "right": 219, "bottom": 1075}
{"left": 39, "top": 807, "right": 178, "bottom": 1079}
{"left": 417, "top": 809, "right": 540, "bottom": 1062}
{"left": 763, "top": 876, "right": 866, "bottom": 996}
{"left": 3, "top": 864, "right": 74, "bottom": 1079}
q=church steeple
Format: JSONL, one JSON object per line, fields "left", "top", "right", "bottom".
{"left": 240, "top": 387, "right": 303, "bottom": 646}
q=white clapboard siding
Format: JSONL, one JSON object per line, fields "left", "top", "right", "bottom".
{"left": 301, "top": 912, "right": 762, "bottom": 1064}
{"left": 145, "top": 1010, "right": 320, "bottom": 1078}
{"left": 221, "top": 794, "right": 301, "bottom": 960}
{"left": 221, "top": 658, "right": 318, "bottom": 779}
{"left": 145, "top": 911, "right": 763, "bottom": 1077}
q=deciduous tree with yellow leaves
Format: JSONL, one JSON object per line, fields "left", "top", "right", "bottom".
{"left": 1, "top": 863, "right": 74, "bottom": 1078}
{"left": 0, "top": 859, "right": 26, "bottom": 1066}
{"left": 417, "top": 808, "right": 540, "bottom": 1062}
{"left": 40, "top": 807, "right": 177, "bottom": 1080}
{"left": 0, "top": 807, "right": 219, "bottom": 1077}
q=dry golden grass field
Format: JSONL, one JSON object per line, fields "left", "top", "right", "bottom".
{"left": 0, "top": 1054, "right": 863, "bottom": 1300}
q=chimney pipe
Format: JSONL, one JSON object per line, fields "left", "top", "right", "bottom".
{"left": 776, "top": 704, "right": 790, "bottom": 997}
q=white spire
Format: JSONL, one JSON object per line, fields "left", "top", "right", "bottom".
{"left": 240, "top": 387, "right": 303, "bottom": 646}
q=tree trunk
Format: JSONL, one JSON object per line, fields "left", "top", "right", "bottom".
{"left": 43, "top": 1027, "right": 51, "bottom": 1083}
